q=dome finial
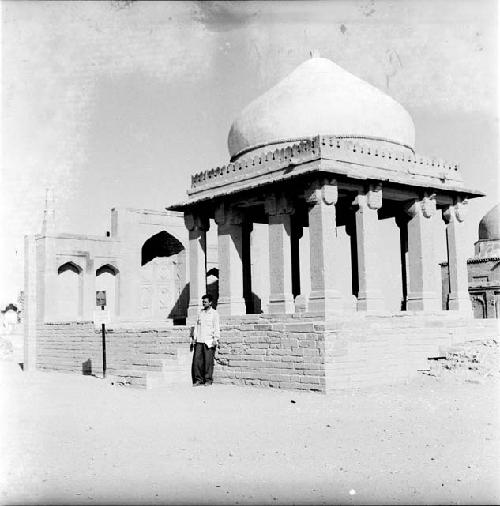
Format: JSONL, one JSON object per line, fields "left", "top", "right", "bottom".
{"left": 310, "top": 49, "right": 321, "bottom": 58}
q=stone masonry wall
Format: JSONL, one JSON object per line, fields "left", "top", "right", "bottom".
{"left": 324, "top": 313, "right": 499, "bottom": 390}
{"left": 36, "top": 322, "right": 191, "bottom": 386}
{"left": 215, "top": 316, "right": 326, "bottom": 391}
{"left": 35, "top": 313, "right": 499, "bottom": 392}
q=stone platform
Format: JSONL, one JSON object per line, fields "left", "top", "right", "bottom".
{"left": 32, "top": 313, "right": 498, "bottom": 392}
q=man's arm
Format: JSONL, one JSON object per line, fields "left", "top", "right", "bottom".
{"left": 192, "top": 313, "right": 200, "bottom": 342}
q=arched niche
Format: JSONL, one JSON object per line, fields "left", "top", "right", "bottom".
{"left": 56, "top": 261, "right": 83, "bottom": 320}
{"left": 95, "top": 264, "right": 120, "bottom": 317}
{"left": 141, "top": 231, "right": 184, "bottom": 266}
{"left": 140, "top": 231, "right": 185, "bottom": 320}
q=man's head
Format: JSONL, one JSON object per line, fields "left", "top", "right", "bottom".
{"left": 201, "top": 294, "right": 213, "bottom": 309}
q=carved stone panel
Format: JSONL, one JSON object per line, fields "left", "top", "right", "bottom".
{"left": 139, "top": 256, "right": 177, "bottom": 320}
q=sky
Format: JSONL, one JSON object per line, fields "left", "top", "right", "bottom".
{"left": 1, "top": 0, "right": 498, "bottom": 307}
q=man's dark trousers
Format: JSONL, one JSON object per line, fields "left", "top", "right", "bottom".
{"left": 192, "top": 343, "right": 215, "bottom": 384}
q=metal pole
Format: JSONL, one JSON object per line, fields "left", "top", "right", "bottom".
{"left": 101, "top": 323, "right": 107, "bottom": 378}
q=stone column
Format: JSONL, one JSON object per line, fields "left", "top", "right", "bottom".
{"left": 405, "top": 194, "right": 440, "bottom": 311}
{"left": 214, "top": 204, "right": 246, "bottom": 316}
{"left": 265, "top": 194, "right": 295, "bottom": 314}
{"left": 396, "top": 214, "right": 409, "bottom": 311}
{"left": 295, "top": 224, "right": 311, "bottom": 313}
{"left": 184, "top": 212, "right": 209, "bottom": 320}
{"left": 250, "top": 223, "right": 270, "bottom": 313}
{"left": 305, "top": 178, "right": 343, "bottom": 315}
{"left": 353, "top": 183, "right": 384, "bottom": 311}
{"left": 442, "top": 199, "right": 472, "bottom": 313}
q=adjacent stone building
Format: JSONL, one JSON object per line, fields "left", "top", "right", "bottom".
{"left": 24, "top": 190, "right": 190, "bottom": 326}
{"left": 442, "top": 204, "right": 500, "bottom": 318}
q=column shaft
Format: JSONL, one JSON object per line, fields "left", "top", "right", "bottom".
{"left": 354, "top": 187, "right": 384, "bottom": 311}
{"left": 268, "top": 212, "right": 294, "bottom": 313}
{"left": 184, "top": 214, "right": 208, "bottom": 320}
{"left": 443, "top": 201, "right": 472, "bottom": 313}
{"left": 215, "top": 205, "right": 246, "bottom": 316}
{"left": 295, "top": 225, "right": 311, "bottom": 313}
{"left": 306, "top": 180, "right": 343, "bottom": 314}
{"left": 406, "top": 196, "right": 440, "bottom": 311}
{"left": 217, "top": 223, "right": 246, "bottom": 316}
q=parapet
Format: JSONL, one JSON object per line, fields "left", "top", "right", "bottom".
{"left": 183, "top": 135, "right": 476, "bottom": 203}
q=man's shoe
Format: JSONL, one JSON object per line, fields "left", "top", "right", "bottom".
{"left": 193, "top": 382, "right": 204, "bottom": 387}
{"left": 204, "top": 381, "right": 213, "bottom": 386}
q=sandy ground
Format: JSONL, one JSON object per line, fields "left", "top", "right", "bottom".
{"left": 0, "top": 329, "right": 499, "bottom": 505}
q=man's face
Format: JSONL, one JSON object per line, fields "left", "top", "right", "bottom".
{"left": 202, "top": 298, "right": 211, "bottom": 309}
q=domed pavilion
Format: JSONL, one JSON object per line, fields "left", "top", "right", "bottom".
{"left": 170, "top": 55, "right": 484, "bottom": 319}
{"left": 467, "top": 205, "right": 499, "bottom": 318}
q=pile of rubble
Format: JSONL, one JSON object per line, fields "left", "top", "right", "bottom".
{"left": 425, "top": 338, "right": 499, "bottom": 383}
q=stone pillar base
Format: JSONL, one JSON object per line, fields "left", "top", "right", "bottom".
{"left": 308, "top": 290, "right": 344, "bottom": 315}
{"left": 357, "top": 290, "right": 384, "bottom": 312}
{"left": 407, "top": 292, "right": 440, "bottom": 311}
{"left": 268, "top": 294, "right": 295, "bottom": 314}
{"left": 343, "top": 295, "right": 357, "bottom": 313}
{"left": 217, "top": 297, "right": 246, "bottom": 316}
{"left": 448, "top": 292, "right": 473, "bottom": 313}
{"left": 294, "top": 294, "right": 309, "bottom": 313}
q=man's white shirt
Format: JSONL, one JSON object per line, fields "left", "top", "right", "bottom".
{"left": 193, "top": 307, "right": 220, "bottom": 347}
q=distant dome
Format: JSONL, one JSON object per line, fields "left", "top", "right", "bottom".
{"left": 228, "top": 57, "right": 415, "bottom": 161}
{"left": 479, "top": 204, "right": 500, "bottom": 240}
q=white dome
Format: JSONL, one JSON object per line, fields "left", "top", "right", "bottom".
{"left": 228, "top": 57, "right": 415, "bottom": 160}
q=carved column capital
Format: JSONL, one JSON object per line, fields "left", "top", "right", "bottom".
{"left": 184, "top": 212, "right": 209, "bottom": 232}
{"left": 367, "top": 183, "right": 383, "bottom": 210}
{"left": 353, "top": 183, "right": 382, "bottom": 211}
{"left": 304, "top": 178, "right": 338, "bottom": 206}
{"left": 405, "top": 194, "right": 436, "bottom": 219}
{"left": 264, "top": 193, "right": 294, "bottom": 216}
{"left": 443, "top": 198, "right": 468, "bottom": 224}
{"left": 215, "top": 203, "right": 243, "bottom": 226}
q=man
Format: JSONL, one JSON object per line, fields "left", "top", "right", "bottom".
{"left": 191, "top": 294, "right": 220, "bottom": 386}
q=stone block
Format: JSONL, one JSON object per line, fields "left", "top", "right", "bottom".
{"left": 281, "top": 355, "right": 303, "bottom": 362}
{"left": 254, "top": 324, "right": 273, "bottom": 331}
{"left": 285, "top": 323, "right": 316, "bottom": 332}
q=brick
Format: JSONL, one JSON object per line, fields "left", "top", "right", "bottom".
{"left": 285, "top": 323, "right": 316, "bottom": 332}
{"left": 254, "top": 324, "right": 273, "bottom": 331}
{"left": 281, "top": 355, "right": 303, "bottom": 363}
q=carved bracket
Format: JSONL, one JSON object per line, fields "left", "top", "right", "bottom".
{"left": 214, "top": 203, "right": 243, "bottom": 226}
{"left": 367, "top": 183, "right": 383, "bottom": 210}
{"left": 184, "top": 213, "right": 209, "bottom": 232}
{"left": 304, "top": 178, "right": 338, "bottom": 206}
{"left": 443, "top": 199, "right": 468, "bottom": 224}
{"left": 353, "top": 182, "right": 382, "bottom": 211}
{"left": 405, "top": 194, "right": 436, "bottom": 219}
